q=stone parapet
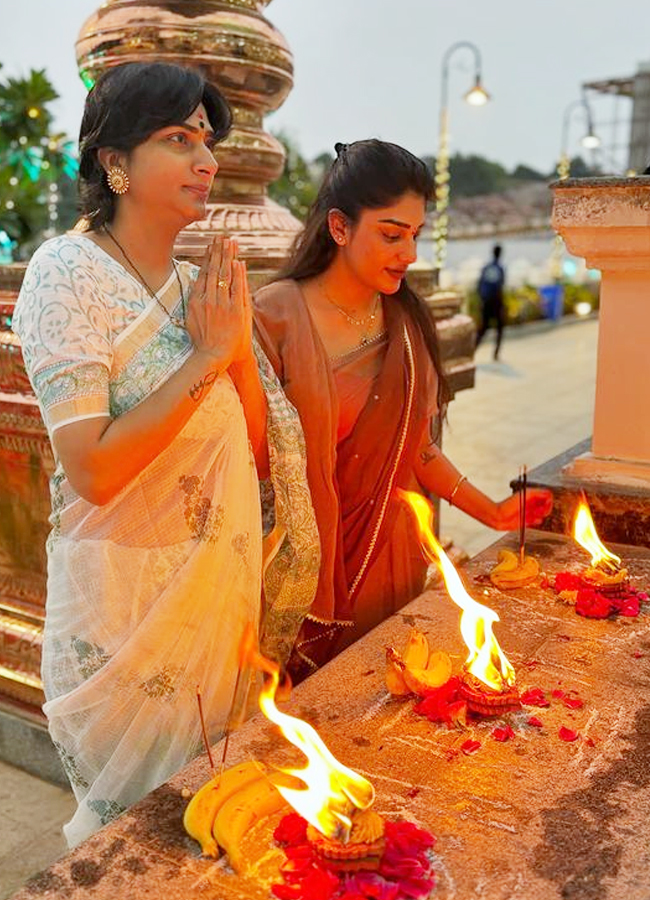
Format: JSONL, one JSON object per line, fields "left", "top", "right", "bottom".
{"left": 9, "top": 530, "right": 650, "bottom": 900}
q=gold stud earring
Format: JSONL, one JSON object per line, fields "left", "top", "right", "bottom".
{"left": 107, "top": 166, "right": 129, "bottom": 195}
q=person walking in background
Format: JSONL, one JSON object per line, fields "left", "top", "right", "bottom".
{"left": 476, "top": 243, "right": 506, "bottom": 360}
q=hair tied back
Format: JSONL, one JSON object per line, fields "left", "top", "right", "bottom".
{"left": 334, "top": 142, "right": 349, "bottom": 158}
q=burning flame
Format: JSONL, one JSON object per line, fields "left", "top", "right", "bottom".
{"left": 573, "top": 499, "right": 621, "bottom": 571}
{"left": 240, "top": 626, "right": 374, "bottom": 842}
{"left": 400, "top": 490, "right": 516, "bottom": 690}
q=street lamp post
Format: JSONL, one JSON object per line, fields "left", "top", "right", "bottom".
{"left": 557, "top": 94, "right": 600, "bottom": 180}
{"left": 433, "top": 41, "right": 490, "bottom": 274}
{"left": 551, "top": 94, "right": 600, "bottom": 281}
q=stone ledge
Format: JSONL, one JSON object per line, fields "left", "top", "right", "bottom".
{"left": 9, "top": 531, "right": 650, "bottom": 900}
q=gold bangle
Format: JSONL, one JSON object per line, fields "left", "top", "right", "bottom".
{"left": 448, "top": 474, "right": 467, "bottom": 506}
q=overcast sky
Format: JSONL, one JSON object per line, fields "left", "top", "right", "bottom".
{"left": 1, "top": 0, "right": 648, "bottom": 174}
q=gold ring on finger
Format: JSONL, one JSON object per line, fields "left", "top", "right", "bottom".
{"left": 218, "top": 279, "right": 229, "bottom": 289}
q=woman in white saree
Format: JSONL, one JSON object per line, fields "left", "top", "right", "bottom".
{"left": 13, "top": 62, "right": 318, "bottom": 848}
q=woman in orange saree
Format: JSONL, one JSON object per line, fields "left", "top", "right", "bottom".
{"left": 254, "top": 140, "right": 552, "bottom": 676}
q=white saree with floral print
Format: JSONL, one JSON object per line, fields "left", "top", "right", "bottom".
{"left": 13, "top": 234, "right": 319, "bottom": 847}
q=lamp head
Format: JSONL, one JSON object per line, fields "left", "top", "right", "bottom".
{"left": 581, "top": 132, "right": 601, "bottom": 150}
{"left": 464, "top": 76, "right": 490, "bottom": 106}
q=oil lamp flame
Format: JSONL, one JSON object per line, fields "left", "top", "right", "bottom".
{"left": 400, "top": 490, "right": 516, "bottom": 691}
{"left": 573, "top": 501, "right": 621, "bottom": 572}
{"left": 241, "top": 629, "right": 374, "bottom": 843}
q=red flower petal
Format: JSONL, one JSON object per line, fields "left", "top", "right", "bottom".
{"left": 274, "top": 812, "right": 309, "bottom": 846}
{"left": 527, "top": 716, "right": 543, "bottom": 727}
{"left": 491, "top": 725, "right": 515, "bottom": 742}
{"left": 575, "top": 588, "right": 613, "bottom": 619}
{"left": 559, "top": 726, "right": 579, "bottom": 742}
{"left": 271, "top": 884, "right": 302, "bottom": 900}
{"left": 562, "top": 696, "right": 584, "bottom": 709}
{"left": 520, "top": 687, "right": 550, "bottom": 707}
{"left": 461, "top": 738, "right": 481, "bottom": 755}
{"left": 633, "top": 650, "right": 644, "bottom": 658}
{"left": 299, "top": 867, "right": 339, "bottom": 900}
{"left": 554, "top": 572, "right": 583, "bottom": 592}
{"left": 552, "top": 689, "right": 565, "bottom": 699}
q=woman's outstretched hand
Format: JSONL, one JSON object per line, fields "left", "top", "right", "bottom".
{"left": 186, "top": 235, "right": 252, "bottom": 367}
{"left": 492, "top": 488, "right": 553, "bottom": 531}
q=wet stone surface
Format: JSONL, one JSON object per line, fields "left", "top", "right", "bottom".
{"left": 10, "top": 530, "right": 650, "bottom": 900}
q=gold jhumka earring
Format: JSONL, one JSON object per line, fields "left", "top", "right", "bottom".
{"left": 107, "top": 166, "right": 130, "bottom": 195}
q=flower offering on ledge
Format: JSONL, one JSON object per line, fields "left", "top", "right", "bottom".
{"left": 544, "top": 498, "right": 649, "bottom": 619}
{"left": 272, "top": 813, "right": 436, "bottom": 900}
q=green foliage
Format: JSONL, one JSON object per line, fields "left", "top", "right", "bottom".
{"left": 466, "top": 281, "right": 600, "bottom": 327}
{"left": 511, "top": 163, "right": 547, "bottom": 182}
{"left": 448, "top": 153, "right": 510, "bottom": 197}
{"left": 0, "top": 66, "right": 78, "bottom": 260}
{"left": 268, "top": 130, "right": 323, "bottom": 221}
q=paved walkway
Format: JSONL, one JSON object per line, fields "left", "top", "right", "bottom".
{"left": 441, "top": 316, "right": 597, "bottom": 556}
{"left": 0, "top": 315, "right": 599, "bottom": 900}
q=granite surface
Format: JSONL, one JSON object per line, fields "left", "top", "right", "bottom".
{"left": 11, "top": 530, "right": 650, "bottom": 900}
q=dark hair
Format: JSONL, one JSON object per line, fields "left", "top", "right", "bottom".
{"left": 78, "top": 62, "right": 231, "bottom": 229}
{"left": 493, "top": 244, "right": 502, "bottom": 259}
{"left": 276, "top": 138, "right": 450, "bottom": 421}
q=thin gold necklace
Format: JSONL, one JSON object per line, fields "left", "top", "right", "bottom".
{"left": 320, "top": 279, "right": 381, "bottom": 329}
{"left": 104, "top": 227, "right": 186, "bottom": 329}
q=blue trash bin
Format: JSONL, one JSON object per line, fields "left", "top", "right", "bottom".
{"left": 538, "top": 284, "right": 564, "bottom": 321}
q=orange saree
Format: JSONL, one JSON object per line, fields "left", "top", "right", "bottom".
{"left": 254, "top": 280, "right": 438, "bottom": 672}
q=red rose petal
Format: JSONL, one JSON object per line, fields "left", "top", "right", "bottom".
{"left": 520, "top": 687, "right": 550, "bottom": 707}
{"left": 527, "top": 716, "right": 543, "bottom": 728}
{"left": 492, "top": 725, "right": 515, "bottom": 742}
{"left": 559, "top": 726, "right": 579, "bottom": 742}
{"left": 562, "top": 696, "right": 584, "bottom": 709}
{"left": 461, "top": 738, "right": 481, "bottom": 755}
{"left": 271, "top": 884, "right": 302, "bottom": 900}
{"left": 274, "top": 812, "right": 309, "bottom": 846}
{"left": 552, "top": 689, "right": 565, "bottom": 699}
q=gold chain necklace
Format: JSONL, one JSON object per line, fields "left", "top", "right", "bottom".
{"left": 104, "top": 227, "right": 186, "bottom": 329}
{"left": 320, "top": 280, "right": 381, "bottom": 330}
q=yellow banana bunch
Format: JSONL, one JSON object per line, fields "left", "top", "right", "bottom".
{"left": 183, "top": 760, "right": 267, "bottom": 858}
{"left": 489, "top": 548, "right": 539, "bottom": 589}
{"left": 211, "top": 772, "right": 290, "bottom": 873}
{"left": 385, "top": 628, "right": 452, "bottom": 697}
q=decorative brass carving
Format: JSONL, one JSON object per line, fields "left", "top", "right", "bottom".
{"left": 75, "top": 0, "right": 302, "bottom": 273}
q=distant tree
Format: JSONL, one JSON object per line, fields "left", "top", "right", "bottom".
{"left": 269, "top": 130, "right": 320, "bottom": 221}
{"left": 449, "top": 153, "right": 510, "bottom": 197}
{"left": 511, "top": 163, "right": 546, "bottom": 182}
{"left": 0, "top": 66, "right": 78, "bottom": 260}
{"left": 562, "top": 155, "right": 601, "bottom": 178}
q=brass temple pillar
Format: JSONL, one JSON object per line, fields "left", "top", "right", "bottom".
{"left": 76, "top": 0, "right": 303, "bottom": 279}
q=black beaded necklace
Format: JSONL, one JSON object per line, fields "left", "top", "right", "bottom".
{"left": 104, "top": 227, "right": 186, "bottom": 328}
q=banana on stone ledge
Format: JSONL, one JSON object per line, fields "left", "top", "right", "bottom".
{"left": 489, "top": 548, "right": 540, "bottom": 590}
{"left": 385, "top": 628, "right": 452, "bottom": 697}
{"left": 183, "top": 759, "right": 267, "bottom": 858}
{"left": 211, "top": 771, "right": 295, "bottom": 874}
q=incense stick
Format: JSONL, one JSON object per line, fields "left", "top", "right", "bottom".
{"left": 196, "top": 684, "right": 216, "bottom": 777}
{"left": 519, "top": 465, "right": 527, "bottom": 564}
{"left": 219, "top": 664, "right": 244, "bottom": 779}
